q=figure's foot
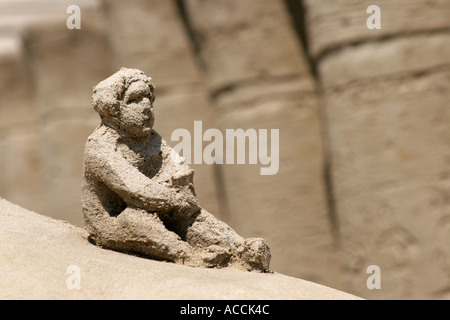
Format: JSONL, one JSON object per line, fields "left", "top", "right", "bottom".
{"left": 238, "top": 238, "right": 271, "bottom": 272}
{"left": 200, "top": 245, "right": 232, "bottom": 268}
{"left": 181, "top": 245, "right": 231, "bottom": 268}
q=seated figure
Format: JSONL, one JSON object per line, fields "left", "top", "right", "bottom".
{"left": 81, "top": 68, "right": 271, "bottom": 272}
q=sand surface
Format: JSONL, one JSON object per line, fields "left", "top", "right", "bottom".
{"left": 0, "top": 197, "right": 360, "bottom": 300}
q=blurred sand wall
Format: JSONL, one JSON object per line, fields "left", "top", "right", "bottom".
{"left": 0, "top": 0, "right": 449, "bottom": 299}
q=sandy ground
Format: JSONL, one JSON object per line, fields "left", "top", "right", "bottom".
{"left": 0, "top": 197, "right": 360, "bottom": 300}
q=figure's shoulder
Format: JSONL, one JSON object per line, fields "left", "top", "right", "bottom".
{"left": 149, "top": 130, "right": 169, "bottom": 149}
{"left": 85, "top": 126, "right": 117, "bottom": 155}
{"left": 150, "top": 130, "right": 188, "bottom": 166}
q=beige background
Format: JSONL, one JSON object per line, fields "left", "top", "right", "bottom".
{"left": 0, "top": 0, "right": 449, "bottom": 299}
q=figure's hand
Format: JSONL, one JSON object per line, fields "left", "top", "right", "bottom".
{"left": 172, "top": 187, "right": 201, "bottom": 216}
{"left": 143, "top": 181, "right": 200, "bottom": 216}
{"left": 143, "top": 183, "right": 179, "bottom": 212}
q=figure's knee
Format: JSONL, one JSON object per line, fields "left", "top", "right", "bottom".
{"left": 118, "top": 207, "right": 196, "bottom": 261}
{"left": 185, "top": 208, "right": 245, "bottom": 249}
{"left": 83, "top": 206, "right": 146, "bottom": 235}
{"left": 117, "top": 206, "right": 157, "bottom": 226}
{"left": 117, "top": 207, "right": 180, "bottom": 241}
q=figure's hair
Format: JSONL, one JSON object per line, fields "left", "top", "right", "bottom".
{"left": 92, "top": 68, "right": 155, "bottom": 119}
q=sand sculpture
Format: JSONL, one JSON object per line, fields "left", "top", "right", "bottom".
{"left": 81, "top": 68, "right": 271, "bottom": 272}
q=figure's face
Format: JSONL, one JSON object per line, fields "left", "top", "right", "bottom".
{"left": 119, "top": 80, "right": 154, "bottom": 138}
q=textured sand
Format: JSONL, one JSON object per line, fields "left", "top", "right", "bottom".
{"left": 0, "top": 197, "right": 360, "bottom": 300}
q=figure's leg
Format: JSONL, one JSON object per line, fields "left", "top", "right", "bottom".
{"left": 182, "top": 209, "right": 250, "bottom": 250}
{"left": 179, "top": 209, "right": 271, "bottom": 271}
{"left": 87, "top": 207, "right": 194, "bottom": 264}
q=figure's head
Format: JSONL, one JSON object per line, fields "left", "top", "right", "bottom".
{"left": 92, "top": 68, "right": 156, "bottom": 138}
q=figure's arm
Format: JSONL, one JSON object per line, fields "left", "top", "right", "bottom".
{"left": 85, "top": 142, "right": 176, "bottom": 212}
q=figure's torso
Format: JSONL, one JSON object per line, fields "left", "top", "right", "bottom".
{"left": 117, "top": 131, "right": 163, "bottom": 179}
{"left": 116, "top": 129, "right": 194, "bottom": 188}
{"left": 82, "top": 127, "right": 196, "bottom": 219}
